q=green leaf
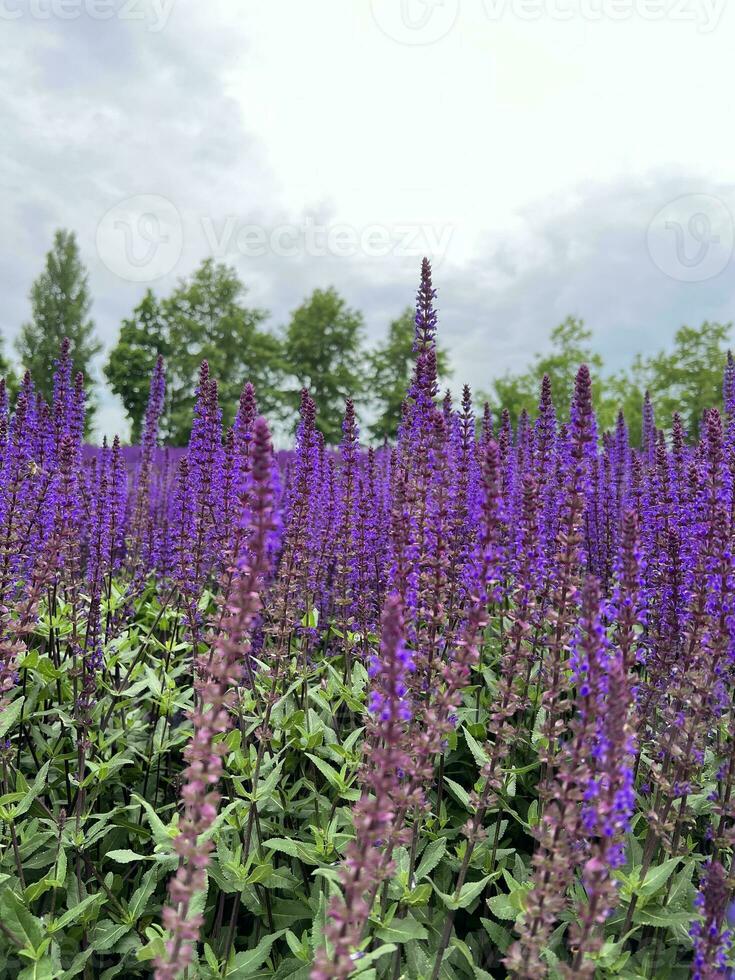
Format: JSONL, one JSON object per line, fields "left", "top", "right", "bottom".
{"left": 638, "top": 857, "right": 680, "bottom": 898}
{"left": 0, "top": 697, "right": 25, "bottom": 739}
{"left": 106, "top": 849, "right": 151, "bottom": 864}
{"left": 18, "top": 958, "right": 55, "bottom": 980}
{"left": 351, "top": 944, "right": 397, "bottom": 973}
{"left": 305, "top": 754, "right": 343, "bottom": 790}
{"left": 405, "top": 883, "right": 432, "bottom": 906}
{"left": 263, "top": 838, "right": 321, "bottom": 865}
{"left": 486, "top": 894, "right": 517, "bottom": 921}
{"left": 443, "top": 777, "right": 471, "bottom": 810}
{"left": 60, "top": 948, "right": 95, "bottom": 979}
{"left": 131, "top": 792, "right": 175, "bottom": 849}
{"left": 414, "top": 838, "right": 447, "bottom": 881}
{"left": 435, "top": 874, "right": 492, "bottom": 911}
{"left": 91, "top": 920, "right": 132, "bottom": 953}
{"left": 481, "top": 917, "right": 512, "bottom": 952}
{"left": 0, "top": 889, "right": 44, "bottom": 952}
{"left": 463, "top": 728, "right": 490, "bottom": 767}
{"left": 375, "top": 915, "right": 427, "bottom": 943}
{"left": 301, "top": 607, "right": 319, "bottom": 629}
{"left": 225, "top": 929, "right": 286, "bottom": 976}
{"left": 310, "top": 890, "right": 327, "bottom": 954}
{"left": 126, "top": 867, "right": 160, "bottom": 923}
{"left": 13, "top": 762, "right": 50, "bottom": 819}
{"left": 632, "top": 907, "right": 693, "bottom": 928}
{"left": 51, "top": 893, "right": 104, "bottom": 933}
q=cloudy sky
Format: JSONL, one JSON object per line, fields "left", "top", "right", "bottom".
{"left": 2, "top": 0, "right": 734, "bottom": 439}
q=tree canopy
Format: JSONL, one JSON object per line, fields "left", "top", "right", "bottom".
{"left": 282, "top": 287, "right": 365, "bottom": 445}
{"left": 16, "top": 229, "right": 100, "bottom": 429}
{"left": 106, "top": 260, "right": 284, "bottom": 445}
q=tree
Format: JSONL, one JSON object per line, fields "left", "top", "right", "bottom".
{"left": 104, "top": 290, "right": 169, "bottom": 442}
{"left": 283, "top": 288, "right": 365, "bottom": 444}
{"left": 366, "top": 307, "right": 451, "bottom": 442}
{"left": 162, "top": 260, "right": 283, "bottom": 444}
{"left": 16, "top": 230, "right": 100, "bottom": 426}
{"left": 647, "top": 321, "right": 731, "bottom": 439}
{"left": 106, "top": 260, "right": 285, "bottom": 445}
{"left": 601, "top": 356, "right": 649, "bottom": 447}
{"left": 489, "top": 317, "right": 607, "bottom": 427}
{"left": 602, "top": 322, "right": 731, "bottom": 445}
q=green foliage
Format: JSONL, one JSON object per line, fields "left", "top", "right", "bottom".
{"left": 488, "top": 316, "right": 606, "bottom": 427}
{"left": 106, "top": 261, "right": 285, "bottom": 445}
{"left": 15, "top": 230, "right": 100, "bottom": 429}
{"left": 163, "top": 260, "right": 283, "bottom": 445}
{"left": 366, "top": 308, "right": 451, "bottom": 442}
{"left": 592, "top": 321, "right": 732, "bottom": 445}
{"left": 104, "top": 290, "right": 169, "bottom": 443}
{"left": 488, "top": 315, "right": 732, "bottom": 447}
{"left": 282, "top": 288, "right": 365, "bottom": 444}
{"left": 0, "top": 583, "right": 709, "bottom": 978}
{"left": 642, "top": 321, "right": 729, "bottom": 440}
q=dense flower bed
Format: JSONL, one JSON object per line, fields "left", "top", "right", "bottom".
{"left": 0, "top": 261, "right": 733, "bottom": 978}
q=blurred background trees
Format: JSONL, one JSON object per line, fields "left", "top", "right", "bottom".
{"left": 16, "top": 229, "right": 100, "bottom": 431}
{"left": 488, "top": 315, "right": 731, "bottom": 446}
{"left": 3, "top": 227, "right": 733, "bottom": 446}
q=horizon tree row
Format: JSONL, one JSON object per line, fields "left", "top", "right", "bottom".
{"left": 2, "top": 228, "right": 733, "bottom": 446}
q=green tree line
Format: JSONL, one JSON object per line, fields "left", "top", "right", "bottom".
{"left": 1, "top": 227, "right": 732, "bottom": 446}
{"left": 489, "top": 315, "right": 732, "bottom": 444}
{"left": 2, "top": 229, "right": 450, "bottom": 444}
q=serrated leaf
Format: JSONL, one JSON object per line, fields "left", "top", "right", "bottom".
{"left": 463, "top": 728, "right": 490, "bottom": 767}
{"left": 486, "top": 893, "right": 517, "bottom": 921}
{"left": 0, "top": 697, "right": 25, "bottom": 739}
{"left": 13, "top": 762, "right": 50, "bottom": 819}
{"left": 435, "top": 874, "right": 492, "bottom": 911}
{"left": 633, "top": 907, "right": 693, "bottom": 928}
{"left": 51, "top": 893, "right": 103, "bottom": 933}
{"left": 443, "top": 777, "right": 471, "bottom": 810}
{"left": 91, "top": 920, "right": 132, "bottom": 953}
{"left": 106, "top": 849, "right": 151, "bottom": 864}
{"left": 415, "top": 838, "right": 447, "bottom": 882}
{"left": 481, "top": 917, "right": 512, "bottom": 951}
{"left": 225, "top": 929, "right": 286, "bottom": 976}
{"left": 263, "top": 838, "right": 321, "bottom": 865}
{"left": 0, "top": 889, "right": 44, "bottom": 951}
{"left": 638, "top": 857, "right": 680, "bottom": 898}
{"left": 126, "top": 867, "right": 160, "bottom": 923}
{"left": 18, "top": 958, "right": 55, "bottom": 980}
{"left": 375, "top": 915, "right": 427, "bottom": 942}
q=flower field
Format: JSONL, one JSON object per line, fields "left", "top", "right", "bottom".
{"left": 1, "top": 259, "right": 734, "bottom": 979}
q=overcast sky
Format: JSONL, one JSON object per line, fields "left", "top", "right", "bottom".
{"left": 2, "top": 0, "right": 734, "bottom": 439}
